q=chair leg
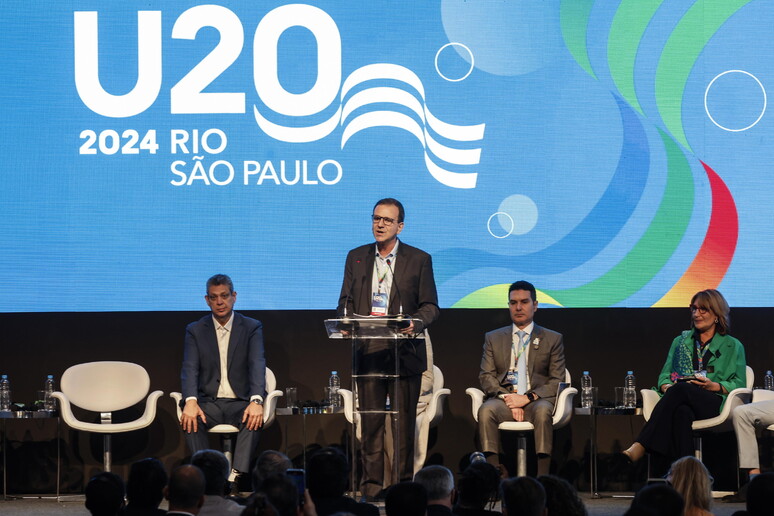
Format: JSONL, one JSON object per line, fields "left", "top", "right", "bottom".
{"left": 517, "top": 435, "right": 527, "bottom": 477}
{"left": 103, "top": 434, "right": 111, "bottom": 472}
{"left": 694, "top": 436, "right": 703, "bottom": 462}
{"left": 222, "top": 434, "right": 234, "bottom": 470}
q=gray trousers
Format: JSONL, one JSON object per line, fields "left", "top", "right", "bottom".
{"left": 732, "top": 399, "right": 774, "bottom": 469}
{"left": 478, "top": 398, "right": 554, "bottom": 456}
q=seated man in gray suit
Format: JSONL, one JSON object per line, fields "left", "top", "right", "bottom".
{"left": 477, "top": 280, "right": 566, "bottom": 477}
{"left": 180, "top": 274, "right": 266, "bottom": 487}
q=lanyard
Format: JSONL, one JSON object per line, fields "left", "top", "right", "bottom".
{"left": 695, "top": 340, "right": 709, "bottom": 371}
{"left": 512, "top": 331, "right": 528, "bottom": 369}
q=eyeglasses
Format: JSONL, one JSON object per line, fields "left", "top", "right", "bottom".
{"left": 372, "top": 215, "right": 397, "bottom": 226}
{"left": 689, "top": 305, "right": 709, "bottom": 314}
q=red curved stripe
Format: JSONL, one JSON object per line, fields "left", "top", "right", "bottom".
{"left": 654, "top": 161, "right": 738, "bottom": 306}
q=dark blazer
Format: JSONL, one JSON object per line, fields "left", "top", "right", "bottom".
{"left": 181, "top": 311, "right": 266, "bottom": 401}
{"left": 337, "top": 240, "right": 439, "bottom": 376}
{"left": 479, "top": 324, "right": 565, "bottom": 402}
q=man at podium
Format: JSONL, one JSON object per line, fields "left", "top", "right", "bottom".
{"left": 337, "top": 198, "right": 440, "bottom": 501}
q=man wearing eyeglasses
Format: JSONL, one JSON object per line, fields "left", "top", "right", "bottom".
{"left": 337, "top": 198, "right": 439, "bottom": 501}
{"left": 180, "top": 274, "right": 266, "bottom": 491}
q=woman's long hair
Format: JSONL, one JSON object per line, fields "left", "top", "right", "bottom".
{"left": 667, "top": 456, "right": 713, "bottom": 513}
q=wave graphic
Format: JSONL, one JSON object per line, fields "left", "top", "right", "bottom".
{"left": 253, "top": 63, "right": 485, "bottom": 189}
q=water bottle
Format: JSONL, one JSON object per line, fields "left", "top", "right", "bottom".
{"left": 581, "top": 371, "right": 593, "bottom": 408}
{"left": 765, "top": 370, "right": 774, "bottom": 391}
{"left": 624, "top": 370, "right": 637, "bottom": 408}
{"left": 44, "top": 374, "right": 56, "bottom": 411}
{"left": 385, "top": 393, "right": 391, "bottom": 411}
{"left": 328, "top": 371, "right": 341, "bottom": 407}
{"left": 0, "top": 375, "right": 11, "bottom": 411}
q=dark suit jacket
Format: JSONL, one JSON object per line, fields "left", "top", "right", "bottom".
{"left": 479, "top": 324, "right": 565, "bottom": 403}
{"left": 337, "top": 240, "right": 439, "bottom": 376}
{"left": 181, "top": 312, "right": 266, "bottom": 401}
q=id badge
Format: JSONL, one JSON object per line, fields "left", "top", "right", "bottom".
{"left": 505, "top": 370, "right": 518, "bottom": 389}
{"left": 370, "top": 291, "right": 388, "bottom": 316}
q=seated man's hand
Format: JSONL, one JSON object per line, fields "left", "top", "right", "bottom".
{"left": 511, "top": 407, "right": 525, "bottom": 422}
{"left": 503, "top": 393, "right": 530, "bottom": 409}
{"left": 181, "top": 399, "right": 206, "bottom": 433}
{"left": 243, "top": 402, "right": 264, "bottom": 431}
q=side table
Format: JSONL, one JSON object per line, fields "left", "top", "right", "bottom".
{"left": 0, "top": 410, "right": 60, "bottom": 500}
{"left": 575, "top": 406, "right": 641, "bottom": 498}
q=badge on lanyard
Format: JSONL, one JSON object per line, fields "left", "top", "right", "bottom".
{"left": 505, "top": 370, "right": 518, "bottom": 391}
{"left": 371, "top": 292, "right": 388, "bottom": 316}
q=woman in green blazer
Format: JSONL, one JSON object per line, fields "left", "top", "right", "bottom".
{"left": 623, "top": 289, "right": 747, "bottom": 463}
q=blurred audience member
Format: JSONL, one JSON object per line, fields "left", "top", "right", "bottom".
{"left": 192, "top": 449, "right": 244, "bottom": 515}
{"left": 537, "top": 475, "right": 586, "bottom": 516}
{"left": 667, "top": 456, "right": 714, "bottom": 516}
{"left": 307, "top": 447, "right": 378, "bottom": 516}
{"left": 86, "top": 472, "right": 126, "bottom": 516}
{"left": 385, "top": 481, "right": 427, "bottom": 516}
{"left": 241, "top": 492, "right": 279, "bottom": 516}
{"left": 414, "top": 465, "right": 455, "bottom": 516}
{"left": 453, "top": 462, "right": 501, "bottom": 516}
{"left": 166, "top": 465, "right": 206, "bottom": 516}
{"left": 253, "top": 450, "right": 293, "bottom": 491}
{"left": 124, "top": 458, "right": 168, "bottom": 516}
{"left": 258, "top": 473, "right": 317, "bottom": 516}
{"left": 730, "top": 471, "right": 774, "bottom": 516}
{"left": 624, "top": 483, "right": 684, "bottom": 516}
{"left": 500, "top": 476, "right": 546, "bottom": 516}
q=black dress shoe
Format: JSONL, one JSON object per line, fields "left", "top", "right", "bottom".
{"left": 722, "top": 481, "right": 749, "bottom": 503}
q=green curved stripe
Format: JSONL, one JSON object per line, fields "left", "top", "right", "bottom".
{"left": 541, "top": 129, "right": 694, "bottom": 307}
{"left": 608, "top": 0, "right": 664, "bottom": 115}
{"left": 560, "top": 0, "right": 596, "bottom": 78}
{"left": 656, "top": 0, "right": 753, "bottom": 149}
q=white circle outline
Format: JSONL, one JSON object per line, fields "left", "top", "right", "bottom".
{"left": 704, "top": 70, "right": 767, "bottom": 132}
{"left": 435, "top": 42, "right": 475, "bottom": 82}
{"left": 487, "top": 211, "right": 514, "bottom": 239}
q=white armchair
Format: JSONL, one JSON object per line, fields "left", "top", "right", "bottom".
{"left": 466, "top": 369, "right": 577, "bottom": 477}
{"left": 339, "top": 364, "right": 451, "bottom": 475}
{"left": 640, "top": 365, "right": 754, "bottom": 461}
{"left": 170, "top": 367, "right": 283, "bottom": 467}
{"left": 51, "top": 361, "right": 164, "bottom": 472}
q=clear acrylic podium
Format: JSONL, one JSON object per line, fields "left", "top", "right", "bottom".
{"left": 324, "top": 316, "right": 425, "bottom": 495}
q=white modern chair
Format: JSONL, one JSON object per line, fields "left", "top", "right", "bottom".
{"left": 466, "top": 369, "right": 577, "bottom": 477}
{"left": 338, "top": 364, "right": 451, "bottom": 475}
{"left": 751, "top": 387, "right": 774, "bottom": 430}
{"left": 640, "top": 365, "right": 754, "bottom": 461}
{"left": 170, "top": 367, "right": 283, "bottom": 467}
{"left": 51, "top": 361, "right": 164, "bottom": 472}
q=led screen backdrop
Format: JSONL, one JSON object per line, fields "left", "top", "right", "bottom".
{"left": 1, "top": 1, "right": 772, "bottom": 312}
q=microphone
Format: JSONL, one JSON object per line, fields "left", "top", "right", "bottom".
{"left": 385, "top": 258, "right": 404, "bottom": 317}
{"left": 385, "top": 258, "right": 410, "bottom": 330}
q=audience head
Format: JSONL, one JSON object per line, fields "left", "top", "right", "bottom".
{"left": 538, "top": 475, "right": 587, "bottom": 516}
{"left": 85, "top": 472, "right": 125, "bottom": 516}
{"left": 258, "top": 474, "right": 300, "bottom": 516}
{"left": 253, "top": 450, "right": 292, "bottom": 491}
{"left": 166, "top": 464, "right": 206, "bottom": 513}
{"left": 500, "top": 476, "right": 546, "bottom": 516}
{"left": 626, "top": 483, "right": 684, "bottom": 516}
{"left": 746, "top": 472, "right": 774, "bottom": 516}
{"left": 413, "top": 465, "right": 455, "bottom": 506}
{"left": 126, "top": 457, "right": 167, "bottom": 511}
{"left": 385, "top": 481, "right": 427, "bottom": 516}
{"left": 307, "top": 447, "right": 349, "bottom": 498}
{"left": 667, "top": 456, "right": 713, "bottom": 513}
{"left": 240, "top": 492, "right": 279, "bottom": 516}
{"left": 191, "top": 449, "right": 231, "bottom": 496}
{"left": 455, "top": 461, "right": 500, "bottom": 510}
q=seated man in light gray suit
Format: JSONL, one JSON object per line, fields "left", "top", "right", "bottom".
{"left": 180, "top": 274, "right": 266, "bottom": 487}
{"left": 477, "top": 280, "right": 566, "bottom": 477}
